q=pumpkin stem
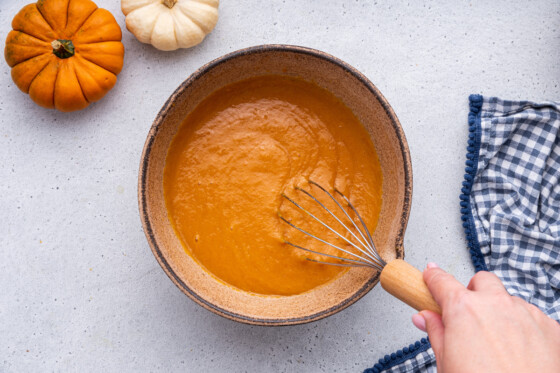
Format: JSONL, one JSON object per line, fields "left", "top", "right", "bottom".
{"left": 51, "top": 39, "right": 75, "bottom": 59}
{"left": 162, "top": 0, "right": 177, "bottom": 8}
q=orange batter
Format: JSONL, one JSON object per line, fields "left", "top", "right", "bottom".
{"left": 163, "top": 75, "right": 383, "bottom": 296}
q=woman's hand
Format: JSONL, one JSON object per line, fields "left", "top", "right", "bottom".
{"left": 411, "top": 263, "right": 560, "bottom": 372}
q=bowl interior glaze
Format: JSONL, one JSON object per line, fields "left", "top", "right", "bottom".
{"left": 138, "top": 45, "right": 412, "bottom": 325}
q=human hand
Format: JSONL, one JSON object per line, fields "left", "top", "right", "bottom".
{"left": 411, "top": 263, "right": 560, "bottom": 373}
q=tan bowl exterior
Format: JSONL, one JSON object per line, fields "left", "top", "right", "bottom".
{"left": 138, "top": 45, "right": 412, "bottom": 326}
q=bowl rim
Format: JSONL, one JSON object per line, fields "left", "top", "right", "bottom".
{"left": 138, "top": 44, "right": 413, "bottom": 325}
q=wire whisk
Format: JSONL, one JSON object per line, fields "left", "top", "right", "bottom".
{"left": 278, "top": 180, "right": 385, "bottom": 271}
{"left": 278, "top": 179, "right": 441, "bottom": 314}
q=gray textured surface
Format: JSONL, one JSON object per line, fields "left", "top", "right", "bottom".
{"left": 1, "top": 1, "right": 559, "bottom": 372}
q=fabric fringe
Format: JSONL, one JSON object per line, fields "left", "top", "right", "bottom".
{"left": 461, "top": 94, "right": 487, "bottom": 272}
{"left": 363, "top": 338, "right": 430, "bottom": 373}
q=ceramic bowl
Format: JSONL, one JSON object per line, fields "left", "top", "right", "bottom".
{"left": 138, "top": 45, "right": 412, "bottom": 325}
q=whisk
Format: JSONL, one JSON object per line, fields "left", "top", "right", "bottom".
{"left": 279, "top": 180, "right": 441, "bottom": 314}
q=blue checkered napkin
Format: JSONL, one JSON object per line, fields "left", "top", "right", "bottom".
{"left": 468, "top": 95, "right": 560, "bottom": 321}
{"left": 368, "top": 344, "right": 437, "bottom": 373}
{"left": 365, "top": 95, "right": 560, "bottom": 373}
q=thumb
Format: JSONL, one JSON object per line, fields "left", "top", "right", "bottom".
{"left": 420, "top": 310, "right": 444, "bottom": 358}
{"left": 423, "top": 264, "right": 465, "bottom": 309}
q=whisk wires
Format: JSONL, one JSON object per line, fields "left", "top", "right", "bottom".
{"left": 278, "top": 180, "right": 386, "bottom": 270}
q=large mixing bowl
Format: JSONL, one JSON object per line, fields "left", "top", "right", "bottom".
{"left": 138, "top": 45, "right": 412, "bottom": 325}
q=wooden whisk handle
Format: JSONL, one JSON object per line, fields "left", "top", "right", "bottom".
{"left": 380, "top": 259, "right": 441, "bottom": 314}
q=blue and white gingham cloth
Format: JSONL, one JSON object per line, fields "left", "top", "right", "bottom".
{"left": 365, "top": 95, "right": 560, "bottom": 373}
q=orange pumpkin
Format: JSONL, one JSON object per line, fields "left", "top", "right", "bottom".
{"left": 4, "top": 0, "right": 125, "bottom": 112}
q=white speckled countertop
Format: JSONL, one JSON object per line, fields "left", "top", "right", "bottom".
{"left": 1, "top": 1, "right": 559, "bottom": 371}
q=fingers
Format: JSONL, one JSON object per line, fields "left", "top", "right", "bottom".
{"left": 420, "top": 311, "right": 445, "bottom": 357}
{"left": 411, "top": 311, "right": 445, "bottom": 365}
{"left": 412, "top": 313, "right": 426, "bottom": 331}
{"left": 467, "top": 271, "right": 507, "bottom": 294}
{"left": 423, "top": 263, "right": 466, "bottom": 309}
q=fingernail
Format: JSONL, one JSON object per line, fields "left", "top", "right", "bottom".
{"left": 411, "top": 313, "right": 426, "bottom": 332}
{"left": 427, "top": 262, "right": 439, "bottom": 269}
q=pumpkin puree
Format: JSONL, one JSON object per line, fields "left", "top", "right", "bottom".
{"left": 163, "top": 76, "right": 383, "bottom": 296}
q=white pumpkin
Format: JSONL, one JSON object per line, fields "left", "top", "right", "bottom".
{"left": 121, "top": 0, "right": 219, "bottom": 51}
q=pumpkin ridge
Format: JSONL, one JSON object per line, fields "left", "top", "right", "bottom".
{"left": 11, "top": 31, "right": 51, "bottom": 47}
{"left": 149, "top": 11, "right": 166, "bottom": 45}
{"left": 71, "top": 60, "right": 90, "bottom": 103}
{"left": 12, "top": 4, "right": 58, "bottom": 43}
{"left": 73, "top": 54, "right": 118, "bottom": 102}
{"left": 72, "top": 55, "right": 97, "bottom": 101}
{"left": 75, "top": 40, "right": 121, "bottom": 46}
{"left": 25, "top": 55, "right": 54, "bottom": 94}
{"left": 36, "top": 3, "right": 58, "bottom": 37}
{"left": 74, "top": 53, "right": 115, "bottom": 81}
{"left": 176, "top": 0, "right": 218, "bottom": 33}
{"left": 72, "top": 8, "right": 123, "bottom": 44}
{"left": 171, "top": 15, "right": 179, "bottom": 47}
{"left": 10, "top": 50, "right": 52, "bottom": 69}
{"left": 53, "top": 59, "right": 88, "bottom": 111}
{"left": 5, "top": 31, "right": 51, "bottom": 67}
{"left": 171, "top": 6, "right": 204, "bottom": 37}
{"left": 74, "top": 42, "right": 124, "bottom": 74}
{"left": 50, "top": 59, "right": 62, "bottom": 108}
{"left": 67, "top": 2, "right": 98, "bottom": 40}
{"left": 65, "top": 0, "right": 71, "bottom": 29}
{"left": 176, "top": 2, "right": 207, "bottom": 32}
